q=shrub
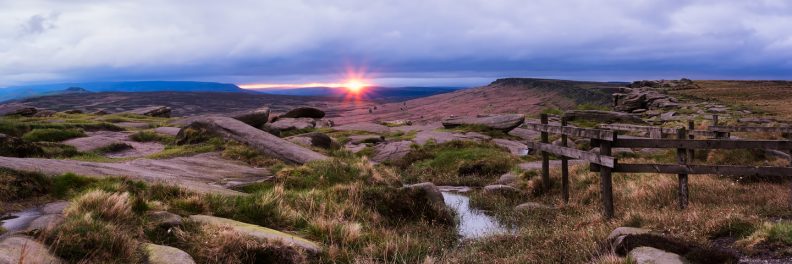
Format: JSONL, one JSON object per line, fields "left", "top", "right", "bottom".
{"left": 0, "top": 169, "right": 51, "bottom": 203}
{"left": 22, "top": 128, "right": 85, "bottom": 142}
{"left": 361, "top": 186, "right": 455, "bottom": 226}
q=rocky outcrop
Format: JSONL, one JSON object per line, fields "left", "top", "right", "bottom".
{"left": 613, "top": 88, "right": 679, "bottom": 113}
{"left": 441, "top": 114, "right": 525, "bottom": 132}
{"left": 628, "top": 78, "right": 696, "bottom": 90}
{"left": 286, "top": 132, "right": 335, "bottom": 149}
{"left": 333, "top": 122, "right": 391, "bottom": 134}
{"left": 124, "top": 106, "right": 172, "bottom": 117}
{"left": 179, "top": 116, "right": 327, "bottom": 164}
{"left": 0, "top": 236, "right": 62, "bottom": 264}
{"left": 267, "top": 118, "right": 316, "bottom": 131}
{"left": 189, "top": 215, "right": 322, "bottom": 253}
{"left": 0, "top": 152, "right": 269, "bottom": 195}
{"left": 281, "top": 107, "right": 325, "bottom": 119}
{"left": 371, "top": 141, "right": 413, "bottom": 163}
{"left": 62, "top": 135, "right": 127, "bottom": 152}
{"left": 143, "top": 243, "right": 195, "bottom": 264}
{"left": 564, "top": 110, "right": 646, "bottom": 124}
{"left": 231, "top": 107, "right": 270, "bottom": 128}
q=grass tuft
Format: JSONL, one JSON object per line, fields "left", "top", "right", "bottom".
{"left": 22, "top": 128, "right": 85, "bottom": 142}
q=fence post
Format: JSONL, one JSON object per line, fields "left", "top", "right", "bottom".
{"left": 677, "top": 128, "right": 689, "bottom": 209}
{"left": 541, "top": 114, "right": 551, "bottom": 191}
{"left": 712, "top": 114, "right": 725, "bottom": 139}
{"left": 688, "top": 120, "right": 695, "bottom": 160}
{"left": 561, "top": 117, "right": 569, "bottom": 204}
{"left": 600, "top": 134, "right": 615, "bottom": 218}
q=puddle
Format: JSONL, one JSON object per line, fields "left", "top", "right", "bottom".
{"left": 1, "top": 208, "right": 42, "bottom": 233}
{"left": 441, "top": 192, "right": 512, "bottom": 239}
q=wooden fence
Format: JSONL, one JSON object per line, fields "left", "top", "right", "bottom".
{"left": 525, "top": 114, "right": 792, "bottom": 218}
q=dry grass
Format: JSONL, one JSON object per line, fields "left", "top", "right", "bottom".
{"left": 671, "top": 80, "right": 792, "bottom": 120}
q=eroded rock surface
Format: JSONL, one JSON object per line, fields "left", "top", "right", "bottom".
{"left": 143, "top": 243, "right": 196, "bottom": 264}
{"left": 0, "top": 236, "right": 62, "bottom": 264}
{"left": 124, "top": 106, "right": 172, "bottom": 117}
{"left": 371, "top": 141, "right": 413, "bottom": 163}
{"left": 441, "top": 114, "right": 525, "bottom": 132}
{"left": 189, "top": 215, "right": 322, "bottom": 253}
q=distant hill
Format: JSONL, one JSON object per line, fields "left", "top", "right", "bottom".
{"left": 0, "top": 81, "right": 243, "bottom": 102}
{"left": 333, "top": 78, "right": 623, "bottom": 125}
{"left": 251, "top": 86, "right": 462, "bottom": 102}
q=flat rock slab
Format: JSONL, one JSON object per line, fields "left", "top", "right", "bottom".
{"left": 62, "top": 135, "right": 124, "bottom": 152}
{"left": 72, "top": 131, "right": 165, "bottom": 158}
{"left": 413, "top": 130, "right": 490, "bottom": 145}
{"left": 629, "top": 246, "right": 687, "bottom": 264}
{"left": 441, "top": 114, "right": 525, "bottom": 132}
{"left": 0, "top": 236, "right": 62, "bottom": 264}
{"left": 183, "top": 117, "right": 327, "bottom": 164}
{"left": 268, "top": 118, "right": 316, "bottom": 131}
{"left": 333, "top": 122, "right": 391, "bottom": 134}
{"left": 153, "top": 127, "right": 181, "bottom": 136}
{"left": 371, "top": 141, "right": 413, "bottom": 163}
{"left": 115, "top": 122, "right": 152, "bottom": 129}
{"left": 492, "top": 139, "right": 530, "bottom": 156}
{"left": 0, "top": 153, "right": 269, "bottom": 195}
{"left": 143, "top": 243, "right": 195, "bottom": 264}
{"left": 189, "top": 215, "right": 322, "bottom": 253}
{"left": 508, "top": 127, "right": 540, "bottom": 141}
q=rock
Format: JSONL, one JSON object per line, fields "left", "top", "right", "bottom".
{"left": 286, "top": 132, "right": 335, "bottom": 149}
{"left": 179, "top": 116, "right": 327, "bottom": 164}
{"left": 401, "top": 182, "right": 444, "bottom": 206}
{"left": 413, "top": 130, "right": 490, "bottom": 145}
{"left": 0, "top": 134, "right": 44, "bottom": 157}
{"left": 508, "top": 127, "right": 540, "bottom": 141}
{"left": 143, "top": 243, "right": 196, "bottom": 264}
{"left": 32, "top": 110, "right": 56, "bottom": 117}
{"left": 154, "top": 127, "right": 181, "bottom": 136}
{"left": 708, "top": 107, "right": 728, "bottom": 113}
{"left": 62, "top": 135, "right": 127, "bottom": 152}
{"left": 125, "top": 106, "right": 172, "bottom": 117}
{"left": 344, "top": 143, "right": 367, "bottom": 153}
{"left": 61, "top": 109, "right": 83, "bottom": 114}
{"left": 347, "top": 135, "right": 385, "bottom": 144}
{"left": 492, "top": 139, "right": 530, "bottom": 156}
{"left": 0, "top": 236, "right": 62, "bottom": 264}
{"left": 496, "top": 172, "right": 517, "bottom": 185}
{"left": 551, "top": 138, "right": 573, "bottom": 148}
{"left": 281, "top": 107, "right": 325, "bottom": 119}
{"left": 231, "top": 107, "right": 270, "bottom": 128}
{"left": 607, "top": 227, "right": 651, "bottom": 241}
{"left": 116, "top": 122, "right": 152, "bottom": 129}
{"left": 628, "top": 247, "right": 687, "bottom": 264}
{"left": 40, "top": 201, "right": 70, "bottom": 215}
{"left": 765, "top": 149, "right": 791, "bottom": 161}
{"left": 380, "top": 120, "right": 412, "bottom": 126}
{"left": 441, "top": 114, "right": 525, "bottom": 132}
{"left": 660, "top": 111, "right": 677, "bottom": 121}
{"left": 564, "top": 110, "right": 646, "bottom": 124}
{"left": 188, "top": 215, "right": 322, "bottom": 253}
{"left": 333, "top": 122, "right": 391, "bottom": 134}
{"left": 614, "top": 87, "right": 681, "bottom": 112}
{"left": 26, "top": 214, "right": 64, "bottom": 233}
{"left": 268, "top": 118, "right": 316, "bottom": 131}
{"left": 92, "top": 109, "right": 109, "bottom": 115}
{"left": 483, "top": 184, "right": 523, "bottom": 196}
{"left": 1, "top": 107, "right": 37, "bottom": 117}
{"left": 148, "top": 211, "right": 183, "bottom": 228}
{"left": 315, "top": 119, "right": 334, "bottom": 128}
{"left": 515, "top": 202, "right": 553, "bottom": 211}
{"left": 371, "top": 141, "right": 413, "bottom": 163}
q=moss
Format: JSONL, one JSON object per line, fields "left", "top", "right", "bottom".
{"left": 398, "top": 141, "right": 517, "bottom": 186}
{"left": 21, "top": 128, "right": 85, "bottom": 142}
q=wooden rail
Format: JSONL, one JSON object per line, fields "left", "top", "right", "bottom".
{"left": 525, "top": 114, "right": 792, "bottom": 219}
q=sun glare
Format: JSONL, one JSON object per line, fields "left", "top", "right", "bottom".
{"left": 344, "top": 79, "right": 367, "bottom": 93}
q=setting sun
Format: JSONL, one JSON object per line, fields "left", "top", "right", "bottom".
{"left": 343, "top": 79, "right": 368, "bottom": 93}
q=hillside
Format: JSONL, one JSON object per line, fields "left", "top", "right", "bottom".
{"left": 332, "top": 78, "right": 618, "bottom": 125}
{"left": 0, "top": 81, "right": 243, "bottom": 102}
{"left": 252, "top": 86, "right": 462, "bottom": 102}
{"left": 670, "top": 80, "right": 792, "bottom": 121}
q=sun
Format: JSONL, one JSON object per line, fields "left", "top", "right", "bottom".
{"left": 343, "top": 79, "right": 368, "bottom": 93}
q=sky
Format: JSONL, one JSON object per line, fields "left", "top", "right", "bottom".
{"left": 1, "top": 0, "right": 792, "bottom": 88}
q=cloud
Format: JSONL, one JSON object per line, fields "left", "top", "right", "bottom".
{"left": 0, "top": 0, "right": 791, "bottom": 86}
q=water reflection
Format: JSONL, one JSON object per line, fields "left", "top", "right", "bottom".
{"left": 441, "top": 192, "right": 511, "bottom": 239}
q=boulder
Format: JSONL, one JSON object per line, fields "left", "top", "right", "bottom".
{"left": 614, "top": 87, "right": 681, "bottom": 112}
{"left": 143, "top": 243, "right": 196, "bottom": 264}
{"left": 26, "top": 214, "right": 64, "bottom": 233}
{"left": 188, "top": 215, "right": 322, "bottom": 253}
{"left": 286, "top": 132, "right": 335, "bottom": 149}
{"left": 62, "top": 135, "right": 127, "bottom": 152}
{"left": 231, "top": 107, "right": 270, "bottom": 128}
{"left": 401, "top": 182, "right": 444, "bottom": 206}
{"left": 179, "top": 116, "right": 327, "bottom": 164}
{"left": 441, "top": 114, "right": 525, "bottom": 132}
{"left": 496, "top": 172, "right": 517, "bottom": 185}
{"left": 371, "top": 141, "right": 413, "bottom": 163}
{"left": 347, "top": 134, "right": 385, "bottom": 144}
{"left": 268, "top": 118, "right": 316, "bottom": 131}
{"left": 154, "top": 127, "right": 181, "bottom": 136}
{"left": 33, "top": 110, "right": 56, "bottom": 117}
{"left": 148, "top": 211, "right": 183, "bottom": 228}
{"left": 125, "top": 106, "right": 172, "bottom": 117}
{"left": 315, "top": 119, "right": 334, "bottom": 128}
{"left": 1, "top": 107, "right": 37, "bottom": 117}
{"left": 564, "top": 110, "right": 645, "bottom": 124}
{"left": 344, "top": 143, "right": 367, "bottom": 153}
{"left": 0, "top": 236, "right": 62, "bottom": 264}
{"left": 380, "top": 120, "right": 412, "bottom": 127}
{"left": 281, "top": 107, "right": 325, "bottom": 119}
{"left": 492, "top": 139, "right": 530, "bottom": 156}
{"left": 628, "top": 247, "right": 687, "bottom": 264}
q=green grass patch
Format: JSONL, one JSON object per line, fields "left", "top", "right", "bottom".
{"left": 441, "top": 124, "right": 514, "bottom": 139}
{"left": 767, "top": 222, "right": 792, "bottom": 245}
{"left": 129, "top": 130, "right": 173, "bottom": 143}
{"left": 278, "top": 158, "right": 367, "bottom": 190}
{"left": 397, "top": 141, "right": 518, "bottom": 186}
{"left": 22, "top": 128, "right": 85, "bottom": 142}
